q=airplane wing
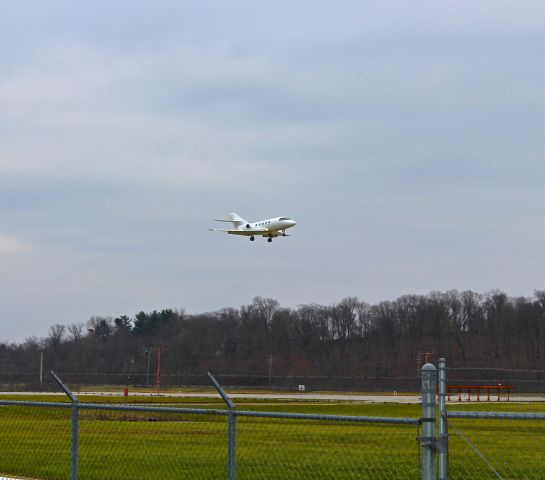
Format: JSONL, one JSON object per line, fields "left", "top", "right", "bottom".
{"left": 228, "top": 231, "right": 257, "bottom": 236}
{"left": 230, "top": 228, "right": 270, "bottom": 236}
{"left": 209, "top": 228, "right": 269, "bottom": 236}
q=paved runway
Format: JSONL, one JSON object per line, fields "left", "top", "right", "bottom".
{"left": 1, "top": 390, "right": 421, "bottom": 403}
{"left": 136, "top": 392, "right": 422, "bottom": 403}
{"left": 5, "top": 390, "right": 545, "bottom": 403}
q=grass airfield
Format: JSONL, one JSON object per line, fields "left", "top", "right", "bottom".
{"left": 1, "top": 391, "right": 545, "bottom": 479}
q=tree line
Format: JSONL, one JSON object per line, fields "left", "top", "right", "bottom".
{"left": 1, "top": 290, "right": 545, "bottom": 391}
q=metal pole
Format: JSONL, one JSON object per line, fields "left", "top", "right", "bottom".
{"left": 268, "top": 355, "right": 273, "bottom": 386}
{"left": 146, "top": 346, "right": 151, "bottom": 386}
{"left": 208, "top": 372, "right": 236, "bottom": 480}
{"left": 71, "top": 403, "right": 79, "bottom": 480}
{"left": 438, "top": 358, "right": 448, "bottom": 480}
{"left": 228, "top": 410, "right": 236, "bottom": 480}
{"left": 50, "top": 371, "right": 78, "bottom": 480}
{"left": 155, "top": 347, "right": 161, "bottom": 392}
{"left": 40, "top": 350, "right": 44, "bottom": 385}
{"left": 208, "top": 372, "right": 236, "bottom": 410}
{"left": 421, "top": 363, "right": 437, "bottom": 480}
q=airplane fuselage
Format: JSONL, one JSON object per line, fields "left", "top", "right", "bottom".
{"left": 210, "top": 213, "right": 297, "bottom": 242}
{"left": 243, "top": 217, "right": 296, "bottom": 234}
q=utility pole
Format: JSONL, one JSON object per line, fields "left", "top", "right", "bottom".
{"left": 417, "top": 350, "right": 434, "bottom": 390}
{"left": 268, "top": 354, "right": 273, "bottom": 386}
{"left": 145, "top": 346, "right": 151, "bottom": 387}
{"left": 155, "top": 347, "right": 167, "bottom": 393}
{"left": 155, "top": 347, "right": 161, "bottom": 393}
{"left": 417, "top": 350, "right": 434, "bottom": 367}
{"left": 40, "top": 349, "right": 44, "bottom": 385}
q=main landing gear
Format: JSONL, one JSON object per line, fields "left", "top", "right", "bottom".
{"left": 249, "top": 235, "right": 272, "bottom": 243}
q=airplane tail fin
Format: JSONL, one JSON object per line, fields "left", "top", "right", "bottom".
{"left": 213, "top": 213, "right": 249, "bottom": 229}
{"left": 228, "top": 213, "right": 248, "bottom": 228}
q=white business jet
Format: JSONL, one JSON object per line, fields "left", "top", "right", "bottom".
{"left": 210, "top": 213, "right": 297, "bottom": 242}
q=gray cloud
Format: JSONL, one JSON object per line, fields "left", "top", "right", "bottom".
{"left": 1, "top": 1, "right": 545, "bottom": 342}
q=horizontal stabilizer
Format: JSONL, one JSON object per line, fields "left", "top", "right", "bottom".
{"left": 212, "top": 213, "right": 248, "bottom": 229}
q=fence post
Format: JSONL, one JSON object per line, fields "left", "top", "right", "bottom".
{"left": 227, "top": 409, "right": 236, "bottom": 480}
{"left": 421, "top": 363, "right": 437, "bottom": 480}
{"left": 50, "top": 371, "right": 78, "bottom": 480}
{"left": 71, "top": 403, "right": 79, "bottom": 480}
{"left": 208, "top": 372, "right": 236, "bottom": 480}
{"left": 438, "top": 358, "right": 448, "bottom": 480}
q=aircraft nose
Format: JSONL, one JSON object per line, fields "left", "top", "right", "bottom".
{"left": 288, "top": 220, "right": 297, "bottom": 227}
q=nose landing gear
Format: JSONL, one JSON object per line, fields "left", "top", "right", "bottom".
{"left": 250, "top": 236, "right": 255, "bottom": 241}
{"left": 267, "top": 237, "right": 272, "bottom": 243}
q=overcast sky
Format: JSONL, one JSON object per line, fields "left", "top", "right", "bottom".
{"left": 1, "top": 1, "right": 544, "bottom": 343}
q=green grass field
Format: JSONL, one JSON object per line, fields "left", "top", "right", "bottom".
{"left": 1, "top": 395, "right": 544, "bottom": 479}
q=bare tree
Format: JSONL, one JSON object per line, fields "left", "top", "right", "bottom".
{"left": 48, "top": 324, "right": 66, "bottom": 347}
{"left": 67, "top": 323, "right": 85, "bottom": 343}
{"left": 253, "top": 296, "right": 280, "bottom": 329}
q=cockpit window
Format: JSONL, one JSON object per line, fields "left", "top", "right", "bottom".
{"left": 279, "top": 217, "right": 291, "bottom": 221}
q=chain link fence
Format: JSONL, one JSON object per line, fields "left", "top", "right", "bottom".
{"left": 2, "top": 362, "right": 545, "bottom": 479}
{"left": 446, "top": 409, "right": 545, "bottom": 479}
{"left": 235, "top": 411, "right": 419, "bottom": 480}
{"left": 0, "top": 401, "right": 71, "bottom": 479}
{"left": 0, "top": 400, "right": 420, "bottom": 480}
{"left": 441, "top": 359, "right": 545, "bottom": 480}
